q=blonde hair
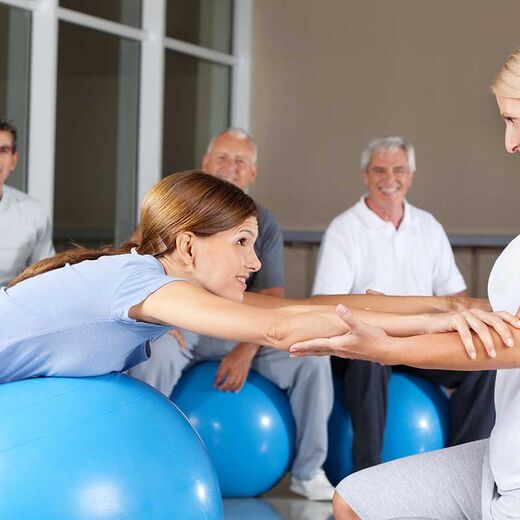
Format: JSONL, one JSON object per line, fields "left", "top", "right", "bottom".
{"left": 491, "top": 48, "right": 520, "bottom": 98}
{"left": 10, "top": 171, "right": 257, "bottom": 287}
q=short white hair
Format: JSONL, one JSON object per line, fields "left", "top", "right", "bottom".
{"left": 206, "top": 128, "right": 258, "bottom": 164}
{"left": 360, "top": 136, "right": 416, "bottom": 174}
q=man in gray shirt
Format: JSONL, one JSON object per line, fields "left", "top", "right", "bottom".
{"left": 0, "top": 119, "right": 54, "bottom": 286}
{"left": 129, "top": 129, "right": 335, "bottom": 501}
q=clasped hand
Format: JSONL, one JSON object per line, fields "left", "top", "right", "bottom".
{"left": 289, "top": 305, "right": 520, "bottom": 361}
{"left": 425, "top": 307, "right": 520, "bottom": 359}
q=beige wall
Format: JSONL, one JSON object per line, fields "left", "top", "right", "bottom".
{"left": 250, "top": 0, "right": 520, "bottom": 234}
{"left": 249, "top": 0, "right": 520, "bottom": 296}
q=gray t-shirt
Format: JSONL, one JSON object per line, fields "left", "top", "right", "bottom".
{"left": 0, "top": 185, "right": 55, "bottom": 286}
{"left": 247, "top": 205, "right": 285, "bottom": 292}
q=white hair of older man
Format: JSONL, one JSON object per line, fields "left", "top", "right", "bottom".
{"left": 206, "top": 127, "right": 258, "bottom": 164}
{"left": 360, "top": 136, "right": 416, "bottom": 174}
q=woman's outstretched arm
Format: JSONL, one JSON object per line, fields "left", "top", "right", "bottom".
{"left": 130, "top": 281, "right": 350, "bottom": 350}
{"left": 247, "top": 291, "right": 516, "bottom": 358}
{"left": 289, "top": 305, "right": 520, "bottom": 370}
{"left": 132, "top": 282, "right": 515, "bottom": 357}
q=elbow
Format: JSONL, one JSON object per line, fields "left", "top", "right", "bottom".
{"left": 265, "top": 319, "right": 291, "bottom": 350}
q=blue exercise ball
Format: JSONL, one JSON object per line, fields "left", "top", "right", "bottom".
{"left": 171, "top": 362, "right": 295, "bottom": 497}
{"left": 324, "top": 376, "right": 355, "bottom": 485}
{"left": 325, "top": 372, "right": 450, "bottom": 486}
{"left": 382, "top": 371, "right": 450, "bottom": 461}
{"left": 0, "top": 373, "right": 222, "bottom": 520}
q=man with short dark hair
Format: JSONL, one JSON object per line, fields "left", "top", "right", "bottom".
{"left": 0, "top": 118, "right": 54, "bottom": 286}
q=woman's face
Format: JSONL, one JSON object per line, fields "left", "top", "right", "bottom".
{"left": 496, "top": 95, "right": 520, "bottom": 154}
{"left": 191, "top": 216, "right": 261, "bottom": 301}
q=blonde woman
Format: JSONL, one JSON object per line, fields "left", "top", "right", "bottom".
{"left": 290, "top": 49, "right": 520, "bottom": 520}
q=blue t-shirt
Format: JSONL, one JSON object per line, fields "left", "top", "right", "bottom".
{"left": 0, "top": 251, "right": 182, "bottom": 383}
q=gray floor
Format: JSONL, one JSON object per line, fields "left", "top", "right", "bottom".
{"left": 223, "top": 474, "right": 334, "bottom": 520}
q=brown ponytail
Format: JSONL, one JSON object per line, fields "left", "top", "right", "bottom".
{"left": 8, "top": 241, "right": 137, "bottom": 287}
{"left": 9, "top": 170, "right": 257, "bottom": 287}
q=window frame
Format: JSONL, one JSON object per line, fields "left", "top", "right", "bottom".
{"left": 0, "top": 0, "right": 252, "bottom": 236}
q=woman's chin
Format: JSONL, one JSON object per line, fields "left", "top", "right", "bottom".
{"left": 229, "top": 290, "right": 245, "bottom": 302}
{"left": 209, "top": 286, "right": 244, "bottom": 302}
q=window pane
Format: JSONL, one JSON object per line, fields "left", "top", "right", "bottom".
{"left": 0, "top": 5, "right": 31, "bottom": 191}
{"left": 59, "top": 0, "right": 141, "bottom": 28}
{"left": 54, "top": 22, "right": 139, "bottom": 248}
{"left": 166, "top": 0, "right": 233, "bottom": 54}
{"left": 163, "top": 51, "right": 231, "bottom": 175}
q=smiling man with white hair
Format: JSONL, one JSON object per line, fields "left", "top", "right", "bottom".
{"left": 313, "top": 136, "right": 496, "bottom": 473}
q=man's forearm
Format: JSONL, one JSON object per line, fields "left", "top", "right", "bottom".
{"left": 354, "top": 309, "right": 429, "bottom": 336}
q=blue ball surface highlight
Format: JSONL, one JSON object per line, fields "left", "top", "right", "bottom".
{"left": 0, "top": 373, "right": 222, "bottom": 520}
{"left": 382, "top": 371, "right": 450, "bottom": 461}
{"left": 325, "top": 372, "right": 450, "bottom": 486}
{"left": 171, "top": 362, "right": 295, "bottom": 497}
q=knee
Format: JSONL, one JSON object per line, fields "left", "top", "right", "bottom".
{"left": 348, "top": 360, "right": 389, "bottom": 382}
{"left": 333, "top": 492, "right": 361, "bottom": 520}
{"left": 297, "top": 355, "right": 332, "bottom": 378}
{"left": 454, "top": 369, "right": 496, "bottom": 392}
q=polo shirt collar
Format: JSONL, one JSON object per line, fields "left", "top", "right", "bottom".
{"left": 355, "top": 195, "right": 411, "bottom": 230}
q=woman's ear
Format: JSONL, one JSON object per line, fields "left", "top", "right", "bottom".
{"left": 175, "top": 232, "right": 196, "bottom": 269}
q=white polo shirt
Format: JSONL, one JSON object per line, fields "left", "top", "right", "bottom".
{"left": 0, "top": 185, "right": 55, "bottom": 286}
{"left": 312, "top": 196, "right": 466, "bottom": 297}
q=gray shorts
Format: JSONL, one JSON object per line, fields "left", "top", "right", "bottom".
{"left": 335, "top": 439, "right": 501, "bottom": 520}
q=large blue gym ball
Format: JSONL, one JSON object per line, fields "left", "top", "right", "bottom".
{"left": 171, "top": 362, "right": 295, "bottom": 497}
{"left": 325, "top": 371, "right": 450, "bottom": 486}
{"left": 0, "top": 373, "right": 223, "bottom": 520}
{"left": 324, "top": 376, "right": 355, "bottom": 485}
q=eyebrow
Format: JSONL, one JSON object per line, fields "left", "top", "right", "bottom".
{"left": 238, "top": 229, "right": 256, "bottom": 236}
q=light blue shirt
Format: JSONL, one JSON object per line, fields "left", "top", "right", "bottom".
{"left": 0, "top": 251, "right": 182, "bottom": 382}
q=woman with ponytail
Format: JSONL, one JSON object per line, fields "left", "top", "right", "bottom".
{"left": 0, "top": 170, "right": 516, "bottom": 389}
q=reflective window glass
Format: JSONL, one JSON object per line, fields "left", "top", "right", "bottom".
{"left": 54, "top": 22, "right": 139, "bottom": 248}
{"left": 0, "top": 5, "right": 31, "bottom": 191}
{"left": 166, "top": 0, "right": 233, "bottom": 54}
{"left": 162, "top": 51, "right": 231, "bottom": 175}
{"left": 59, "top": 0, "right": 141, "bottom": 28}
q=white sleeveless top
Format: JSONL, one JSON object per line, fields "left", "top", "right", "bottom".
{"left": 488, "top": 234, "right": 520, "bottom": 496}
